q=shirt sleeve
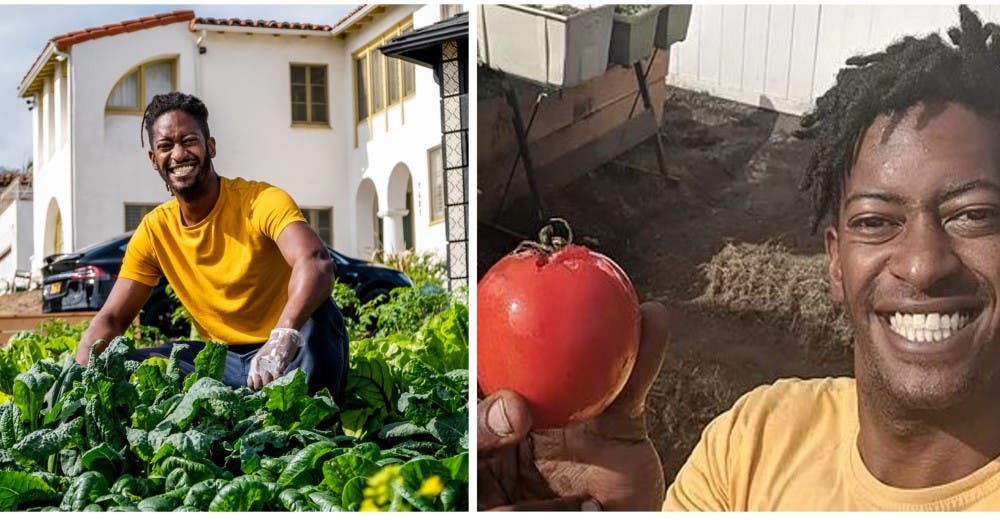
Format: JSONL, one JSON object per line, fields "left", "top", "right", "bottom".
{"left": 250, "top": 185, "right": 307, "bottom": 242}
{"left": 119, "top": 218, "right": 162, "bottom": 287}
{"left": 663, "top": 389, "right": 757, "bottom": 512}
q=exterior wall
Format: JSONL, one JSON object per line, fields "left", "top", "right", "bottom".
{"left": 27, "top": 4, "right": 452, "bottom": 271}
{"left": 0, "top": 198, "right": 33, "bottom": 286}
{"left": 67, "top": 22, "right": 198, "bottom": 252}
{"left": 194, "top": 29, "right": 348, "bottom": 251}
{"left": 667, "top": 5, "right": 1000, "bottom": 115}
{"left": 342, "top": 4, "right": 449, "bottom": 259}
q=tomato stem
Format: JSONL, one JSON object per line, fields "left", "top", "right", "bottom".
{"left": 515, "top": 217, "right": 574, "bottom": 256}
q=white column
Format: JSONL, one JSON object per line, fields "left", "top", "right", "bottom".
{"left": 378, "top": 208, "right": 409, "bottom": 254}
{"left": 42, "top": 76, "right": 52, "bottom": 162}
{"left": 32, "top": 94, "right": 42, "bottom": 171}
{"left": 53, "top": 63, "right": 64, "bottom": 151}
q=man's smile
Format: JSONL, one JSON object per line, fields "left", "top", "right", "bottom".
{"left": 871, "top": 296, "right": 989, "bottom": 359}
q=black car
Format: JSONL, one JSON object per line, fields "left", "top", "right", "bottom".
{"left": 41, "top": 231, "right": 412, "bottom": 337}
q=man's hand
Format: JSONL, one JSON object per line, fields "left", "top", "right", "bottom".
{"left": 247, "top": 328, "right": 304, "bottom": 390}
{"left": 477, "top": 301, "right": 671, "bottom": 511}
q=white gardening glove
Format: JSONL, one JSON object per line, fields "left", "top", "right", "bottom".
{"left": 247, "top": 328, "right": 304, "bottom": 390}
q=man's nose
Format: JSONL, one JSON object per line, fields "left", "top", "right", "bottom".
{"left": 888, "top": 215, "right": 962, "bottom": 293}
{"left": 169, "top": 143, "right": 188, "bottom": 162}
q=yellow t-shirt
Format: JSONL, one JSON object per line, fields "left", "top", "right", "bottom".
{"left": 664, "top": 377, "right": 1000, "bottom": 511}
{"left": 120, "top": 176, "right": 306, "bottom": 344}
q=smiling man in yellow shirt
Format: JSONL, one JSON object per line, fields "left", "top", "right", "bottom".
{"left": 75, "top": 92, "right": 347, "bottom": 399}
{"left": 477, "top": 5, "right": 1000, "bottom": 511}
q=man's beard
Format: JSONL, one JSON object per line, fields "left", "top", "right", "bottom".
{"left": 160, "top": 157, "right": 214, "bottom": 198}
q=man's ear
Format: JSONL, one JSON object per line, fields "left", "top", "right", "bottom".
{"left": 825, "top": 225, "right": 844, "bottom": 303}
{"left": 148, "top": 149, "right": 157, "bottom": 170}
{"left": 207, "top": 137, "right": 216, "bottom": 158}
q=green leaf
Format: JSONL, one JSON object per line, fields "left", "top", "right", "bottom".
{"left": 60, "top": 471, "right": 110, "bottom": 511}
{"left": 426, "top": 413, "right": 468, "bottom": 451}
{"left": 13, "top": 370, "right": 54, "bottom": 428}
{"left": 341, "top": 476, "right": 366, "bottom": 511}
{"left": 379, "top": 421, "right": 430, "bottom": 440}
{"left": 208, "top": 476, "right": 276, "bottom": 511}
{"left": 347, "top": 356, "right": 394, "bottom": 412}
{"left": 0, "top": 471, "right": 57, "bottom": 511}
{"left": 81, "top": 443, "right": 124, "bottom": 482}
{"left": 187, "top": 341, "right": 227, "bottom": 389}
{"left": 161, "top": 377, "right": 237, "bottom": 429}
{"left": 262, "top": 369, "right": 308, "bottom": 414}
{"left": 278, "top": 488, "right": 316, "bottom": 512}
{"left": 276, "top": 441, "right": 338, "bottom": 488}
{"left": 183, "top": 479, "right": 227, "bottom": 510}
{"left": 398, "top": 458, "right": 449, "bottom": 491}
{"left": 321, "top": 453, "right": 379, "bottom": 497}
{"left": 340, "top": 408, "right": 374, "bottom": 439}
{"left": 440, "top": 452, "right": 468, "bottom": 482}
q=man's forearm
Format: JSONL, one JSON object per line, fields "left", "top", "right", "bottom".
{"left": 275, "top": 255, "right": 334, "bottom": 331}
{"left": 76, "top": 313, "right": 130, "bottom": 366}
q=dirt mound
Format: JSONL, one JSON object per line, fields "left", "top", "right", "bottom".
{"left": 698, "top": 242, "right": 852, "bottom": 359}
{"left": 0, "top": 290, "right": 43, "bottom": 315}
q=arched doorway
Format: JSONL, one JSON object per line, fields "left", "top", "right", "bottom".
{"left": 386, "top": 162, "right": 414, "bottom": 254}
{"left": 44, "top": 198, "right": 63, "bottom": 258}
{"left": 355, "top": 178, "right": 379, "bottom": 258}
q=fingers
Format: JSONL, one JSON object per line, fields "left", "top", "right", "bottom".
{"left": 603, "top": 301, "right": 672, "bottom": 421}
{"left": 478, "top": 389, "right": 533, "bottom": 453}
{"left": 488, "top": 495, "right": 601, "bottom": 512}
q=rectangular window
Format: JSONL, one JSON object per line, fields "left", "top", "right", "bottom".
{"left": 428, "top": 147, "right": 445, "bottom": 224}
{"left": 125, "top": 204, "right": 159, "bottom": 231}
{"left": 352, "top": 17, "right": 416, "bottom": 128}
{"left": 355, "top": 56, "right": 369, "bottom": 122}
{"left": 401, "top": 24, "right": 416, "bottom": 96}
{"left": 290, "top": 64, "right": 329, "bottom": 125}
{"left": 302, "top": 207, "right": 334, "bottom": 245}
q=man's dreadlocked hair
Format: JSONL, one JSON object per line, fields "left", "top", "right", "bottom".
{"left": 797, "top": 5, "right": 1000, "bottom": 232}
{"left": 140, "top": 92, "right": 211, "bottom": 148}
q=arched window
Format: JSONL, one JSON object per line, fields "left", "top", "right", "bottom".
{"left": 106, "top": 59, "right": 176, "bottom": 113}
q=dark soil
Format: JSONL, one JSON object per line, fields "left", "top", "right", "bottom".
{"left": 478, "top": 86, "right": 854, "bottom": 484}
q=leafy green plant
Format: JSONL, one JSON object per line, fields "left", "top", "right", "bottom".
{"left": 0, "top": 268, "right": 469, "bottom": 512}
{"left": 370, "top": 250, "right": 446, "bottom": 287}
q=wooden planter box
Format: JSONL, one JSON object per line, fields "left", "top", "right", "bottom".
{"left": 609, "top": 6, "right": 662, "bottom": 66}
{"left": 479, "top": 4, "right": 614, "bottom": 87}
{"left": 654, "top": 4, "right": 693, "bottom": 49}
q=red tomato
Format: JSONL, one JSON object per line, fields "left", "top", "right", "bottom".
{"left": 478, "top": 240, "right": 641, "bottom": 429}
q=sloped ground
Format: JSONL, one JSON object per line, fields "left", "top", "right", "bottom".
{"left": 479, "top": 86, "right": 854, "bottom": 484}
{"left": 0, "top": 290, "right": 43, "bottom": 315}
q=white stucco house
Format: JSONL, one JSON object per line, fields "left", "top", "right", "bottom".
{"left": 0, "top": 173, "right": 33, "bottom": 292}
{"left": 16, "top": 4, "right": 466, "bottom": 277}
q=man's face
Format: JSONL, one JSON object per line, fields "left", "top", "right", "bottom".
{"left": 826, "top": 102, "right": 1000, "bottom": 411}
{"left": 148, "top": 110, "right": 216, "bottom": 198}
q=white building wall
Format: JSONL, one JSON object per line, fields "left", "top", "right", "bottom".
{"left": 31, "top": 144, "right": 71, "bottom": 272}
{"left": 342, "top": 4, "right": 448, "bottom": 259}
{"left": 667, "top": 4, "right": 1000, "bottom": 115}
{"left": 0, "top": 199, "right": 33, "bottom": 286}
{"left": 195, "top": 29, "right": 349, "bottom": 251}
{"left": 68, "top": 22, "right": 198, "bottom": 251}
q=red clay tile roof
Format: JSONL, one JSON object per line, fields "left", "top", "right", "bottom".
{"left": 332, "top": 4, "right": 368, "bottom": 30}
{"left": 0, "top": 173, "right": 32, "bottom": 187}
{"left": 189, "top": 17, "right": 334, "bottom": 32}
{"left": 52, "top": 10, "right": 195, "bottom": 51}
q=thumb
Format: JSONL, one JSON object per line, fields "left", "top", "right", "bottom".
{"left": 599, "top": 301, "right": 671, "bottom": 425}
{"left": 477, "top": 389, "right": 533, "bottom": 452}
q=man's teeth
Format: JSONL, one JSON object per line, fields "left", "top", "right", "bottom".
{"left": 888, "top": 312, "right": 971, "bottom": 343}
{"left": 171, "top": 165, "right": 194, "bottom": 174}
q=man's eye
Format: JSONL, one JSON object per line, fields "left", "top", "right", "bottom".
{"left": 953, "top": 208, "right": 997, "bottom": 222}
{"left": 850, "top": 216, "right": 893, "bottom": 230}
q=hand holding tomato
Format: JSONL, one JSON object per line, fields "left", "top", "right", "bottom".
{"left": 477, "top": 301, "right": 671, "bottom": 511}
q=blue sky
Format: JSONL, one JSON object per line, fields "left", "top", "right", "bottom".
{"left": 0, "top": 3, "right": 360, "bottom": 170}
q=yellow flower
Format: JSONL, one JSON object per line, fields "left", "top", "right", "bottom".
{"left": 418, "top": 475, "right": 444, "bottom": 498}
{"left": 360, "top": 499, "right": 380, "bottom": 512}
